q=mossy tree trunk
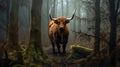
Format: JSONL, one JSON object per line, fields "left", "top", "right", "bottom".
{"left": 30, "top": 0, "right": 46, "bottom": 58}
{"left": 9, "top": 0, "right": 23, "bottom": 64}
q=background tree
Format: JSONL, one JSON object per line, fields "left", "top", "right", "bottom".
{"left": 0, "top": 0, "right": 10, "bottom": 59}
{"left": 18, "top": 0, "right": 32, "bottom": 49}
{"left": 109, "top": 0, "right": 120, "bottom": 66}
{"left": 94, "top": 0, "right": 100, "bottom": 54}
{"left": 0, "top": 0, "right": 11, "bottom": 66}
{"left": 9, "top": 0, "right": 24, "bottom": 64}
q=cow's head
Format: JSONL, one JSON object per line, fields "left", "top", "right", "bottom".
{"left": 49, "top": 10, "right": 75, "bottom": 32}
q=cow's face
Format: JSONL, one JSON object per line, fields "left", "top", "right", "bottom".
{"left": 54, "top": 17, "right": 70, "bottom": 32}
{"left": 49, "top": 9, "right": 75, "bottom": 32}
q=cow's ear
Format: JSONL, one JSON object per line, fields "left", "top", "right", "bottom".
{"left": 54, "top": 20, "right": 59, "bottom": 24}
{"left": 65, "top": 19, "right": 70, "bottom": 24}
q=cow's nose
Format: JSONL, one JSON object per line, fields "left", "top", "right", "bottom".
{"left": 59, "top": 28, "right": 64, "bottom": 32}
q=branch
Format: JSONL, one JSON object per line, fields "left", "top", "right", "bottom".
{"left": 75, "top": 15, "right": 96, "bottom": 22}
{"left": 71, "top": 30, "right": 109, "bottom": 44}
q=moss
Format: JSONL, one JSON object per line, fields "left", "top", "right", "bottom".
{"left": 43, "top": 58, "right": 53, "bottom": 63}
{"left": 12, "top": 64, "right": 43, "bottom": 67}
{"left": 12, "top": 64, "right": 25, "bottom": 67}
{"left": 28, "top": 64, "right": 42, "bottom": 67}
{"left": 68, "top": 45, "right": 93, "bottom": 59}
{"left": 74, "top": 58, "right": 86, "bottom": 63}
{"left": 22, "top": 41, "right": 56, "bottom": 66}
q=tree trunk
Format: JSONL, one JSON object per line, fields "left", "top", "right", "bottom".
{"left": 61, "top": 0, "right": 63, "bottom": 16}
{"left": 53, "top": 0, "right": 56, "bottom": 17}
{"left": 18, "top": 0, "right": 32, "bottom": 49}
{"left": 9, "top": 0, "right": 23, "bottom": 64}
{"left": 0, "top": 0, "right": 10, "bottom": 59}
{"left": 31, "top": 0, "right": 46, "bottom": 58}
{"left": 109, "top": 0, "right": 118, "bottom": 66}
{"left": 94, "top": 0, "right": 100, "bottom": 54}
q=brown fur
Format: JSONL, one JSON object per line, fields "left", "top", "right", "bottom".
{"left": 48, "top": 16, "right": 70, "bottom": 55}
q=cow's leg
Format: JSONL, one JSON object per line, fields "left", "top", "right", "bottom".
{"left": 62, "top": 43, "right": 66, "bottom": 54}
{"left": 51, "top": 42, "right": 56, "bottom": 54}
{"left": 62, "top": 41, "right": 67, "bottom": 55}
{"left": 56, "top": 42, "right": 61, "bottom": 54}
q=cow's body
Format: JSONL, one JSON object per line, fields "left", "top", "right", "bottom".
{"left": 48, "top": 10, "right": 75, "bottom": 55}
{"left": 48, "top": 20, "right": 69, "bottom": 44}
{"left": 48, "top": 17, "right": 69, "bottom": 54}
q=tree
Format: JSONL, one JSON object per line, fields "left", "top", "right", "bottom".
{"left": 61, "top": 0, "right": 63, "bottom": 16}
{"left": 9, "top": 0, "right": 23, "bottom": 64}
{"left": 0, "top": 0, "right": 11, "bottom": 66}
{"left": 109, "top": 0, "right": 120, "bottom": 66}
{"left": 0, "top": 0, "right": 10, "bottom": 59}
{"left": 94, "top": 0, "right": 100, "bottom": 54}
{"left": 30, "top": 0, "right": 46, "bottom": 58}
{"left": 18, "top": 0, "right": 32, "bottom": 49}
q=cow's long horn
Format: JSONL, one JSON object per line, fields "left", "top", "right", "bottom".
{"left": 67, "top": 9, "right": 76, "bottom": 20}
{"left": 49, "top": 8, "right": 55, "bottom": 20}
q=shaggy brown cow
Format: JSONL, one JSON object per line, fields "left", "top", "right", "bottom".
{"left": 48, "top": 10, "right": 75, "bottom": 55}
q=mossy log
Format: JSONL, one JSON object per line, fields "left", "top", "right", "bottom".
{"left": 69, "top": 45, "right": 93, "bottom": 59}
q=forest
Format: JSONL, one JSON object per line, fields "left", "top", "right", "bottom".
{"left": 0, "top": 0, "right": 120, "bottom": 67}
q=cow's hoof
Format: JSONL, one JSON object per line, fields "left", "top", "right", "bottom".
{"left": 56, "top": 52, "right": 61, "bottom": 56}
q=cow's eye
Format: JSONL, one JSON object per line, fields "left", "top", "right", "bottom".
{"left": 54, "top": 20, "right": 60, "bottom": 24}
{"left": 63, "top": 22, "right": 66, "bottom": 25}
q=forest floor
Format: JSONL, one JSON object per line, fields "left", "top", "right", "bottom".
{"left": 45, "top": 51, "right": 80, "bottom": 67}
{"left": 43, "top": 45, "right": 87, "bottom": 67}
{"left": 42, "top": 35, "right": 95, "bottom": 66}
{"left": 42, "top": 42, "right": 112, "bottom": 67}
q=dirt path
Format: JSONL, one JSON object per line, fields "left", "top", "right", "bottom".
{"left": 43, "top": 46, "right": 81, "bottom": 67}
{"left": 47, "top": 53, "right": 81, "bottom": 67}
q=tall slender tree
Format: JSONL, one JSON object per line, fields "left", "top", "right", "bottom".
{"left": 61, "top": 0, "right": 63, "bottom": 16}
{"left": 109, "top": 0, "right": 120, "bottom": 66}
{"left": 94, "top": 0, "right": 100, "bottom": 54}
{"left": 53, "top": 0, "right": 56, "bottom": 17}
{"left": 0, "top": 0, "right": 10, "bottom": 63}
